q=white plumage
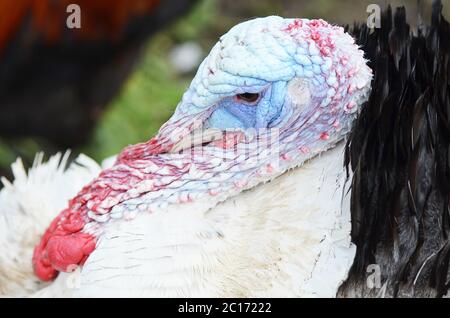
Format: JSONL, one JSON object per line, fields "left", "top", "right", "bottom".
{"left": 1, "top": 142, "right": 354, "bottom": 297}
{"left": 0, "top": 153, "right": 102, "bottom": 296}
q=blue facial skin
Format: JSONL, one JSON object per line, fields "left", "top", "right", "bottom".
{"left": 206, "top": 81, "right": 289, "bottom": 130}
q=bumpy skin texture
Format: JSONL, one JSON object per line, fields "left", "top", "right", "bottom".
{"left": 33, "top": 16, "right": 372, "bottom": 281}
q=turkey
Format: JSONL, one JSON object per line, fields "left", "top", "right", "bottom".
{"left": 0, "top": 2, "right": 448, "bottom": 298}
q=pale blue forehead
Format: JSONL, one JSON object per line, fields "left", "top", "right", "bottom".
{"left": 172, "top": 16, "right": 312, "bottom": 119}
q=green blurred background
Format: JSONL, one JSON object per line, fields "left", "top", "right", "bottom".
{"left": 0, "top": 0, "right": 448, "bottom": 174}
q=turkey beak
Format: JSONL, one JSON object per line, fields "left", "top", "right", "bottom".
{"left": 168, "top": 128, "right": 224, "bottom": 153}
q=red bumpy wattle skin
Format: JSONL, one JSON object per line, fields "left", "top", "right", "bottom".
{"left": 33, "top": 208, "right": 98, "bottom": 280}
{"left": 32, "top": 132, "right": 245, "bottom": 280}
{"left": 33, "top": 137, "right": 166, "bottom": 281}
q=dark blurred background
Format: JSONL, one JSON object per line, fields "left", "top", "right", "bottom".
{"left": 0, "top": 0, "right": 448, "bottom": 178}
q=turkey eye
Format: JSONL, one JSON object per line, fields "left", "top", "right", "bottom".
{"left": 236, "top": 93, "right": 260, "bottom": 104}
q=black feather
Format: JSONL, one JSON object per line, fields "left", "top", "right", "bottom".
{"left": 339, "top": 0, "right": 450, "bottom": 297}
